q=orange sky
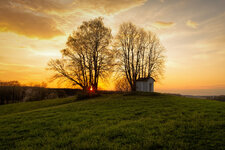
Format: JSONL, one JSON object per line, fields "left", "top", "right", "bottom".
{"left": 0, "top": 0, "right": 225, "bottom": 95}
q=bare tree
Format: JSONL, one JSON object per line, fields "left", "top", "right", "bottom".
{"left": 48, "top": 17, "right": 114, "bottom": 92}
{"left": 115, "top": 22, "right": 165, "bottom": 91}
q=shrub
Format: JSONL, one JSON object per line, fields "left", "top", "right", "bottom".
{"left": 76, "top": 92, "right": 101, "bottom": 100}
{"left": 46, "top": 91, "right": 58, "bottom": 99}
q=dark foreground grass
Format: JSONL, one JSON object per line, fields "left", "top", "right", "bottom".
{"left": 0, "top": 96, "right": 75, "bottom": 116}
{"left": 0, "top": 94, "right": 224, "bottom": 150}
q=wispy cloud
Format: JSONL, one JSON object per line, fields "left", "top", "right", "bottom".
{"left": 11, "top": 0, "right": 147, "bottom": 15}
{"left": 186, "top": 20, "right": 198, "bottom": 29}
{"left": 152, "top": 21, "right": 176, "bottom": 29}
{"left": 0, "top": 63, "right": 35, "bottom": 68}
{"left": 77, "top": 0, "right": 147, "bottom": 15}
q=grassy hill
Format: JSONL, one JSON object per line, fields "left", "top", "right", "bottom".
{"left": 0, "top": 94, "right": 224, "bottom": 149}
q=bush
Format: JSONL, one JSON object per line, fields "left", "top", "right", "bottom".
{"left": 76, "top": 92, "right": 101, "bottom": 100}
{"left": 0, "top": 84, "right": 78, "bottom": 104}
{"left": 46, "top": 91, "right": 58, "bottom": 99}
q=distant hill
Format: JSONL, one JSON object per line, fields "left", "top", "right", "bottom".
{"left": 182, "top": 95, "right": 225, "bottom": 102}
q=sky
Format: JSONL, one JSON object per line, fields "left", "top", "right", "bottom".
{"left": 0, "top": 0, "right": 225, "bottom": 95}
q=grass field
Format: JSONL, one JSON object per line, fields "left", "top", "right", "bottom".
{"left": 0, "top": 93, "right": 224, "bottom": 149}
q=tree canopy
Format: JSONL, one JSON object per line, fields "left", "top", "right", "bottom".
{"left": 48, "top": 17, "right": 115, "bottom": 91}
{"left": 115, "top": 22, "right": 165, "bottom": 91}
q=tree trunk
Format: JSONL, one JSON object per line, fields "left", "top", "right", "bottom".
{"left": 131, "top": 82, "right": 136, "bottom": 92}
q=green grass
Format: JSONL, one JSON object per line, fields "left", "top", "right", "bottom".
{"left": 0, "top": 94, "right": 224, "bottom": 149}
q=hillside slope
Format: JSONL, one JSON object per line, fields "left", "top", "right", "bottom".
{"left": 0, "top": 94, "right": 224, "bottom": 149}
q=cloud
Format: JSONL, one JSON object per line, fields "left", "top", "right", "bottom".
{"left": 152, "top": 21, "right": 176, "bottom": 29}
{"left": 194, "top": 35, "right": 225, "bottom": 57}
{"left": 11, "top": 0, "right": 72, "bottom": 15}
{"left": 0, "top": 1, "right": 64, "bottom": 39}
{"left": 0, "top": 0, "right": 147, "bottom": 38}
{"left": 186, "top": 20, "right": 198, "bottom": 29}
{"left": 0, "top": 62, "right": 35, "bottom": 68}
{"left": 12, "top": 0, "right": 147, "bottom": 15}
{"left": 77, "top": 0, "right": 147, "bottom": 15}
{"left": 0, "top": 9, "right": 64, "bottom": 39}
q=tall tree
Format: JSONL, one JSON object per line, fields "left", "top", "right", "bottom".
{"left": 48, "top": 17, "right": 114, "bottom": 91}
{"left": 115, "top": 22, "right": 165, "bottom": 91}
